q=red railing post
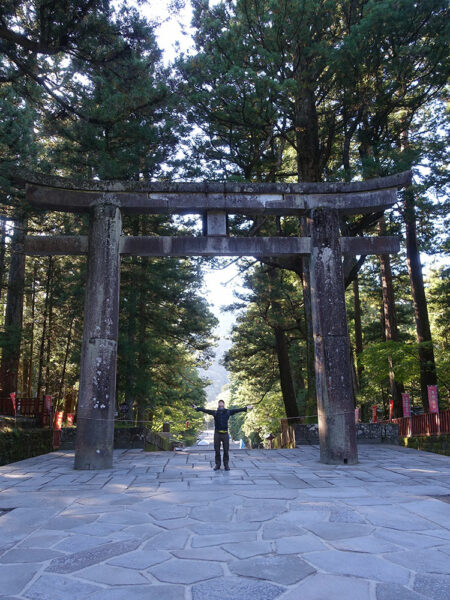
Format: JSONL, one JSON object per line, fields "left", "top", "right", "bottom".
{"left": 53, "top": 410, "right": 64, "bottom": 449}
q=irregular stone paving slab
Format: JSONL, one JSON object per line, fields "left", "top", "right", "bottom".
{"left": 17, "top": 532, "right": 68, "bottom": 548}
{"left": 23, "top": 573, "right": 100, "bottom": 600}
{"left": 191, "top": 577, "right": 285, "bottom": 600}
{"left": 330, "top": 534, "right": 404, "bottom": 553}
{"left": 329, "top": 507, "right": 367, "bottom": 523}
{"left": 305, "top": 549, "right": 411, "bottom": 583}
{"left": 277, "top": 509, "right": 330, "bottom": 525}
{"left": 357, "top": 505, "right": 439, "bottom": 531}
{"left": 46, "top": 539, "right": 140, "bottom": 573}
{"left": 222, "top": 540, "right": 273, "bottom": 558}
{"left": 229, "top": 555, "right": 315, "bottom": 585}
{"left": 155, "top": 517, "right": 197, "bottom": 530}
{"left": 402, "top": 498, "right": 450, "bottom": 524}
{"left": 413, "top": 573, "right": 450, "bottom": 600}
{"left": 279, "top": 573, "right": 372, "bottom": 600}
{"left": 305, "top": 522, "right": 374, "bottom": 540}
{"left": 374, "top": 529, "right": 449, "bottom": 550}
{"left": 142, "top": 529, "right": 190, "bottom": 551}
{"left": 191, "top": 531, "right": 257, "bottom": 548}
{"left": 388, "top": 548, "right": 450, "bottom": 574}
{"left": 72, "top": 522, "right": 126, "bottom": 536}
{"left": 54, "top": 534, "right": 112, "bottom": 553}
{"left": 275, "top": 533, "right": 327, "bottom": 554}
{"left": 189, "top": 521, "right": 260, "bottom": 534}
{"left": 96, "top": 510, "right": 152, "bottom": 524}
{"left": 0, "top": 564, "right": 39, "bottom": 596}
{"left": 77, "top": 563, "right": 149, "bottom": 585}
{"left": 376, "top": 583, "right": 428, "bottom": 600}
{"left": 262, "top": 520, "right": 306, "bottom": 540}
{"left": 120, "top": 522, "right": 162, "bottom": 539}
{"left": 149, "top": 558, "right": 223, "bottom": 584}
{"left": 235, "top": 489, "right": 298, "bottom": 500}
{"left": 190, "top": 505, "right": 234, "bottom": 522}
{"left": 0, "top": 548, "right": 63, "bottom": 562}
{"left": 44, "top": 515, "right": 98, "bottom": 530}
{"left": 171, "top": 547, "right": 232, "bottom": 562}
{"left": 108, "top": 549, "right": 171, "bottom": 569}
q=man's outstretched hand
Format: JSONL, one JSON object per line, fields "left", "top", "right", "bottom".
{"left": 247, "top": 405, "right": 253, "bottom": 410}
{"left": 191, "top": 403, "right": 198, "bottom": 409}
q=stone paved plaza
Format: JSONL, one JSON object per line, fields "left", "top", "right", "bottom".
{"left": 0, "top": 445, "right": 450, "bottom": 600}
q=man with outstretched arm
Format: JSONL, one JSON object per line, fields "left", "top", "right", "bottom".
{"left": 191, "top": 400, "right": 253, "bottom": 471}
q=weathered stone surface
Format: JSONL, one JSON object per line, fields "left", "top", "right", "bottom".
{"left": 309, "top": 208, "right": 358, "bottom": 465}
{"left": 281, "top": 573, "right": 372, "bottom": 600}
{"left": 305, "top": 550, "right": 411, "bottom": 583}
{"left": 413, "top": 574, "right": 450, "bottom": 600}
{"left": 388, "top": 549, "right": 450, "bottom": 574}
{"left": 171, "top": 547, "right": 232, "bottom": 562}
{"left": 191, "top": 531, "right": 257, "bottom": 548}
{"left": 76, "top": 564, "right": 149, "bottom": 585}
{"left": 2, "top": 444, "right": 450, "bottom": 600}
{"left": 262, "top": 521, "right": 307, "bottom": 540}
{"left": 376, "top": 583, "right": 427, "bottom": 600}
{"left": 330, "top": 535, "right": 404, "bottom": 553}
{"left": 0, "top": 548, "right": 63, "bottom": 563}
{"left": 222, "top": 540, "right": 273, "bottom": 558}
{"left": 305, "top": 522, "right": 374, "bottom": 540}
{"left": 24, "top": 574, "right": 100, "bottom": 600}
{"left": 150, "top": 558, "right": 223, "bottom": 584}
{"left": 46, "top": 539, "right": 140, "bottom": 573}
{"left": 229, "top": 555, "right": 315, "bottom": 584}
{"left": 74, "top": 200, "right": 122, "bottom": 471}
{"left": 294, "top": 423, "right": 400, "bottom": 446}
{"left": 192, "top": 577, "right": 285, "bottom": 600}
{"left": 142, "top": 529, "right": 190, "bottom": 551}
{"left": 108, "top": 549, "right": 170, "bottom": 569}
{"left": 0, "top": 564, "right": 39, "bottom": 596}
{"left": 275, "top": 534, "right": 327, "bottom": 554}
{"left": 87, "top": 587, "right": 185, "bottom": 600}
{"left": 190, "top": 505, "right": 234, "bottom": 522}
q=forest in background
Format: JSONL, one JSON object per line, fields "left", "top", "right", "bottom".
{"left": 0, "top": 0, "right": 448, "bottom": 445}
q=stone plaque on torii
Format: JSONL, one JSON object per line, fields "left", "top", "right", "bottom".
{"left": 15, "top": 169, "right": 411, "bottom": 469}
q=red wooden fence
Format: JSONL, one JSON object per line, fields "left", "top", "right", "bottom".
{"left": 0, "top": 396, "right": 53, "bottom": 427}
{"left": 391, "top": 409, "right": 450, "bottom": 437}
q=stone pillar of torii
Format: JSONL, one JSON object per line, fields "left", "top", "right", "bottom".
{"left": 14, "top": 169, "right": 411, "bottom": 469}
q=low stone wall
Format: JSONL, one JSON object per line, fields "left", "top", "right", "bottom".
{"left": 59, "top": 426, "right": 176, "bottom": 451}
{"left": 0, "top": 428, "right": 53, "bottom": 466}
{"left": 292, "top": 422, "right": 399, "bottom": 446}
{"left": 145, "top": 429, "right": 176, "bottom": 451}
{"left": 60, "top": 426, "right": 147, "bottom": 450}
{"left": 400, "top": 433, "right": 450, "bottom": 456}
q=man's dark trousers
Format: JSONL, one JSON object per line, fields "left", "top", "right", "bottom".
{"left": 214, "top": 431, "right": 229, "bottom": 467}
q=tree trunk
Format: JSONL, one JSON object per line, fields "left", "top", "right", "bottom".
{"left": 353, "top": 276, "right": 364, "bottom": 386}
{"left": 57, "top": 313, "right": 74, "bottom": 407}
{"left": 267, "top": 268, "right": 299, "bottom": 419}
{"left": 378, "top": 218, "right": 404, "bottom": 418}
{"left": 0, "top": 215, "right": 7, "bottom": 303}
{"left": 26, "top": 263, "right": 37, "bottom": 397}
{"left": 44, "top": 261, "right": 54, "bottom": 396}
{"left": 0, "top": 216, "right": 27, "bottom": 396}
{"left": 36, "top": 257, "right": 52, "bottom": 399}
{"left": 404, "top": 187, "right": 437, "bottom": 412}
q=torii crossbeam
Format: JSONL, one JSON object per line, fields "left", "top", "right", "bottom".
{"left": 15, "top": 169, "right": 411, "bottom": 469}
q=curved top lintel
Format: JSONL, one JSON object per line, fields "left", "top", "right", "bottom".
{"left": 12, "top": 167, "right": 412, "bottom": 195}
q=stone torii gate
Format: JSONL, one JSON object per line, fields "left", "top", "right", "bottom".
{"left": 17, "top": 170, "right": 411, "bottom": 470}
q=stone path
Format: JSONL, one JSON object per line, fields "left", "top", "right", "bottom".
{"left": 0, "top": 445, "right": 449, "bottom": 600}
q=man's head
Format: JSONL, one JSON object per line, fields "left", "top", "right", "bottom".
{"left": 218, "top": 400, "right": 225, "bottom": 410}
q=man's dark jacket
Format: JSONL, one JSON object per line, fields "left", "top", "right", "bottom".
{"left": 195, "top": 406, "right": 247, "bottom": 431}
